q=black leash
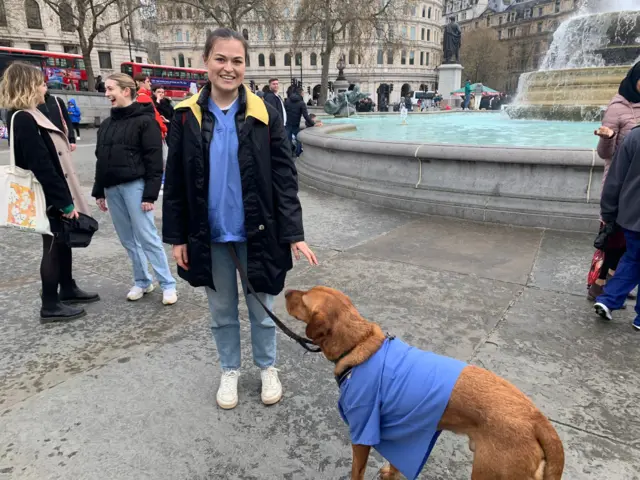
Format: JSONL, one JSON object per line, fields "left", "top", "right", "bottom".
{"left": 226, "top": 244, "right": 321, "bottom": 353}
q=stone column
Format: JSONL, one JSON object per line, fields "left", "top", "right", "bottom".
{"left": 437, "top": 64, "right": 463, "bottom": 108}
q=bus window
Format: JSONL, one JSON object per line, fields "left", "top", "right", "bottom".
{"left": 180, "top": 71, "right": 186, "bottom": 79}
{"left": 58, "top": 58, "right": 70, "bottom": 68}
{"left": 46, "top": 57, "right": 55, "bottom": 67}
{"left": 75, "top": 59, "right": 85, "bottom": 69}
{"left": 142, "top": 67, "right": 152, "bottom": 77}
{"left": 153, "top": 68, "right": 164, "bottom": 77}
{"left": 121, "top": 64, "right": 133, "bottom": 76}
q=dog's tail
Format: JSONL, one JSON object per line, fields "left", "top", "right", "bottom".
{"left": 535, "top": 417, "right": 565, "bottom": 480}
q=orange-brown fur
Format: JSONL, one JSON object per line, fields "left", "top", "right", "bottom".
{"left": 285, "top": 286, "right": 565, "bottom": 480}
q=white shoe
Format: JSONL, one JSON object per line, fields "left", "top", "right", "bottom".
{"left": 127, "top": 284, "right": 155, "bottom": 301}
{"left": 76, "top": 136, "right": 81, "bottom": 140}
{"left": 260, "top": 367, "right": 282, "bottom": 405}
{"left": 217, "top": 370, "right": 239, "bottom": 409}
{"left": 162, "top": 288, "right": 177, "bottom": 305}
{"left": 594, "top": 302, "right": 613, "bottom": 321}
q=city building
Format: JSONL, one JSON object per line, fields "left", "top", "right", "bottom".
{"left": 156, "top": 1, "right": 445, "bottom": 106}
{"left": 444, "top": 0, "right": 580, "bottom": 92}
{"left": 0, "top": 0, "right": 148, "bottom": 80}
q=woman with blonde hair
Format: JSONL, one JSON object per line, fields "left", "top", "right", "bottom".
{"left": 0, "top": 62, "right": 99, "bottom": 323}
{"left": 92, "top": 73, "right": 177, "bottom": 304}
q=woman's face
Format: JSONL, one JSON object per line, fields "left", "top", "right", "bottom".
{"left": 204, "top": 38, "right": 246, "bottom": 96}
{"left": 36, "top": 81, "right": 47, "bottom": 105}
{"left": 155, "top": 88, "right": 165, "bottom": 100}
{"left": 105, "top": 79, "right": 132, "bottom": 107}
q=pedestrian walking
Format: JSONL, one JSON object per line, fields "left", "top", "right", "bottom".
{"left": 0, "top": 62, "right": 98, "bottom": 323}
{"left": 67, "top": 98, "right": 81, "bottom": 140}
{"left": 163, "top": 27, "right": 317, "bottom": 410}
{"left": 92, "top": 73, "right": 177, "bottom": 305}
{"left": 285, "top": 86, "right": 314, "bottom": 157}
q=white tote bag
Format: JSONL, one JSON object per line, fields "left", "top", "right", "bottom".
{"left": 0, "top": 111, "right": 52, "bottom": 235}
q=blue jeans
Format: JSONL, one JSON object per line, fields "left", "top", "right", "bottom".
{"left": 463, "top": 95, "right": 471, "bottom": 109}
{"left": 206, "top": 242, "right": 276, "bottom": 370}
{"left": 597, "top": 229, "right": 640, "bottom": 318}
{"left": 105, "top": 179, "right": 176, "bottom": 291}
{"left": 286, "top": 125, "right": 301, "bottom": 157}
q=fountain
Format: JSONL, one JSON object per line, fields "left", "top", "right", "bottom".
{"left": 508, "top": 0, "right": 640, "bottom": 121}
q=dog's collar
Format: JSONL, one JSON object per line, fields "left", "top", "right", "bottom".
{"left": 335, "top": 334, "right": 396, "bottom": 388}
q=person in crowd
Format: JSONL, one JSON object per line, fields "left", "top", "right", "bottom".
{"left": 307, "top": 113, "right": 323, "bottom": 127}
{"left": 92, "top": 73, "right": 177, "bottom": 305}
{"left": 95, "top": 75, "right": 106, "bottom": 93}
{"left": 0, "top": 62, "right": 98, "bottom": 322}
{"left": 263, "top": 78, "right": 286, "bottom": 123}
{"left": 153, "top": 86, "right": 174, "bottom": 137}
{"left": 163, "top": 28, "right": 317, "bottom": 410}
{"left": 285, "top": 86, "right": 314, "bottom": 157}
{"left": 67, "top": 99, "right": 81, "bottom": 140}
{"left": 594, "top": 124, "right": 640, "bottom": 330}
{"left": 463, "top": 79, "right": 472, "bottom": 110}
{"left": 133, "top": 73, "right": 168, "bottom": 138}
{"left": 589, "top": 62, "right": 640, "bottom": 300}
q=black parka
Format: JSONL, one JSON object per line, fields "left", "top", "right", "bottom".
{"left": 162, "top": 83, "right": 304, "bottom": 295}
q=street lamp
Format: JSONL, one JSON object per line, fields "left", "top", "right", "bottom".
{"left": 289, "top": 50, "right": 293, "bottom": 86}
{"left": 126, "top": 26, "right": 133, "bottom": 62}
{"left": 336, "top": 55, "right": 346, "bottom": 81}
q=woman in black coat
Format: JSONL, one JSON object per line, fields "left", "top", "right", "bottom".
{"left": 0, "top": 62, "right": 98, "bottom": 323}
{"left": 163, "top": 28, "right": 317, "bottom": 410}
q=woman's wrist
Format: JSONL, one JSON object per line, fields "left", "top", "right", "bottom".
{"left": 61, "top": 204, "right": 74, "bottom": 214}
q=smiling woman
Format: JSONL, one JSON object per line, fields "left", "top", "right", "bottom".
{"left": 162, "top": 27, "right": 318, "bottom": 411}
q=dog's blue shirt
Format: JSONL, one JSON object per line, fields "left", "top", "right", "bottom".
{"left": 338, "top": 338, "right": 465, "bottom": 480}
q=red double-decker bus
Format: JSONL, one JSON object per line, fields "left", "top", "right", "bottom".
{"left": 0, "top": 47, "right": 87, "bottom": 91}
{"left": 121, "top": 62, "right": 208, "bottom": 100}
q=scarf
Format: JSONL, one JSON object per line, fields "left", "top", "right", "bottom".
{"left": 24, "top": 108, "right": 89, "bottom": 215}
{"left": 618, "top": 61, "right": 640, "bottom": 104}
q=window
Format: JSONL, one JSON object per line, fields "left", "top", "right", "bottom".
{"left": 410, "top": 26, "right": 416, "bottom": 40}
{"left": 475, "top": 21, "right": 479, "bottom": 28}
{"left": 59, "top": 1, "right": 74, "bottom": 31}
{"left": 537, "top": 22, "right": 543, "bottom": 33}
{"left": 310, "top": 52, "right": 317, "bottom": 66}
{"left": 186, "top": 30, "right": 190, "bottom": 42}
{"left": 555, "top": 0, "right": 560, "bottom": 13}
{"left": 427, "top": 29, "right": 431, "bottom": 41}
{"left": 242, "top": 28, "right": 249, "bottom": 40}
{"left": 428, "top": 6, "right": 431, "bottom": 18}
{"left": 172, "top": 57, "right": 176, "bottom": 66}
{"left": 186, "top": 6, "right": 192, "bottom": 18}
{"left": 409, "top": 51, "right": 415, "bottom": 65}
{"left": 0, "top": 0, "right": 5, "bottom": 27}
{"left": 295, "top": 52, "right": 302, "bottom": 66}
{"left": 499, "top": 16, "right": 503, "bottom": 25}
{"left": 258, "top": 53, "right": 265, "bottom": 67}
{"left": 426, "top": 52, "right": 429, "bottom": 65}
{"left": 30, "top": 42, "right": 45, "bottom": 50}
{"left": 377, "top": 49, "right": 383, "bottom": 65}
{"left": 284, "top": 53, "right": 291, "bottom": 66}
{"left": 538, "top": 7, "right": 543, "bottom": 16}
{"left": 348, "top": 49, "right": 355, "bottom": 65}
{"left": 98, "top": 51, "right": 112, "bottom": 68}
{"left": 421, "top": 28, "right": 425, "bottom": 40}
{"left": 269, "top": 53, "right": 276, "bottom": 66}
{"left": 487, "top": 16, "right": 491, "bottom": 27}
{"left": 420, "top": 51, "right": 423, "bottom": 65}
{"left": 508, "top": 27, "right": 516, "bottom": 38}
{"left": 498, "top": 30, "right": 503, "bottom": 40}
{"left": 245, "top": 53, "right": 250, "bottom": 67}
{"left": 63, "top": 45, "right": 78, "bottom": 54}
{"left": 178, "top": 53, "right": 185, "bottom": 67}
{"left": 167, "top": 7, "right": 172, "bottom": 19}
{"left": 188, "top": 58, "right": 192, "bottom": 67}
{"left": 387, "top": 50, "right": 393, "bottom": 64}
{"left": 176, "top": 7, "right": 182, "bottom": 19}
{"left": 401, "top": 26, "right": 407, "bottom": 39}
{"left": 401, "top": 50, "right": 406, "bottom": 65}
{"left": 524, "top": 9, "right": 531, "bottom": 19}
{"left": 284, "top": 28, "right": 291, "bottom": 41}
{"left": 25, "top": 0, "right": 42, "bottom": 29}
{"left": 422, "top": 6, "right": 425, "bottom": 17}
{"left": 258, "top": 26, "right": 264, "bottom": 41}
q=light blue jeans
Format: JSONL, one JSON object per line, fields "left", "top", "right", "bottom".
{"left": 105, "top": 179, "right": 176, "bottom": 291}
{"left": 206, "top": 242, "right": 276, "bottom": 370}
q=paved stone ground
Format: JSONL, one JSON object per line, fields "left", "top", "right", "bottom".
{"left": 1, "top": 131, "right": 639, "bottom": 479}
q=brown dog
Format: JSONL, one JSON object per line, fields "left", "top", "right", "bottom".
{"left": 285, "top": 286, "right": 564, "bottom": 480}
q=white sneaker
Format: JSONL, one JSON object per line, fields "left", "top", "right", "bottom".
{"left": 260, "top": 367, "right": 282, "bottom": 405}
{"left": 217, "top": 370, "right": 239, "bottom": 409}
{"left": 162, "top": 288, "right": 177, "bottom": 305}
{"left": 76, "top": 136, "right": 81, "bottom": 140}
{"left": 127, "top": 284, "right": 155, "bottom": 301}
{"left": 594, "top": 302, "right": 613, "bottom": 321}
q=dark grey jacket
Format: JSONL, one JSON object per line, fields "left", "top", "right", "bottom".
{"left": 601, "top": 126, "right": 640, "bottom": 232}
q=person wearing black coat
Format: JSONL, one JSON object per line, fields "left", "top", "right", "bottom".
{"left": 262, "top": 78, "right": 286, "bottom": 123}
{"left": 284, "top": 87, "right": 314, "bottom": 157}
{"left": 0, "top": 62, "right": 98, "bottom": 323}
{"left": 163, "top": 28, "right": 317, "bottom": 410}
{"left": 92, "top": 73, "right": 177, "bottom": 305}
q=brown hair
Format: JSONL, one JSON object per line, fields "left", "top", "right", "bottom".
{"left": 268, "top": 78, "right": 278, "bottom": 84}
{"left": 0, "top": 62, "right": 44, "bottom": 110}
{"left": 106, "top": 73, "right": 137, "bottom": 99}
{"left": 203, "top": 27, "right": 248, "bottom": 61}
{"left": 133, "top": 72, "right": 149, "bottom": 84}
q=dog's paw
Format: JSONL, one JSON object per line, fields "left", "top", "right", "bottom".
{"left": 377, "top": 463, "right": 402, "bottom": 480}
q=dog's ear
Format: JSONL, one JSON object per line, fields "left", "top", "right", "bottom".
{"left": 305, "top": 310, "right": 332, "bottom": 343}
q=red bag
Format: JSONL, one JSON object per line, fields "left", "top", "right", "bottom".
{"left": 587, "top": 249, "right": 604, "bottom": 287}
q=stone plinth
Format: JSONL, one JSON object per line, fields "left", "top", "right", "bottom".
{"left": 438, "top": 63, "right": 463, "bottom": 100}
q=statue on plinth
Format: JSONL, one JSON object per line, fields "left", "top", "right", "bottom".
{"left": 443, "top": 16, "right": 462, "bottom": 64}
{"left": 324, "top": 84, "right": 369, "bottom": 116}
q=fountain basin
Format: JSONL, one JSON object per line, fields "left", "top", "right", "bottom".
{"left": 298, "top": 123, "right": 603, "bottom": 232}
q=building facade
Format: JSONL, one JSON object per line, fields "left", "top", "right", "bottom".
{"left": 444, "top": 0, "right": 580, "bottom": 92}
{"left": 156, "top": 1, "right": 445, "bottom": 106}
{"left": 0, "top": 0, "right": 148, "bottom": 81}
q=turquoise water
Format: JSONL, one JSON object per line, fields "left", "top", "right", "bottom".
{"left": 324, "top": 113, "right": 600, "bottom": 149}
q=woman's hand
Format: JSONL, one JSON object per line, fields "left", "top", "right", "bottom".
{"left": 291, "top": 241, "right": 318, "bottom": 265}
{"left": 70, "top": 144, "right": 77, "bottom": 152}
{"left": 595, "top": 126, "right": 615, "bottom": 139}
{"left": 96, "top": 198, "right": 108, "bottom": 212}
{"left": 62, "top": 209, "right": 79, "bottom": 219}
{"left": 141, "top": 202, "right": 154, "bottom": 212}
{"left": 173, "top": 244, "right": 189, "bottom": 270}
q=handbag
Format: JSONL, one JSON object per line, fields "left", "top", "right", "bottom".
{"left": 0, "top": 110, "right": 52, "bottom": 235}
{"left": 587, "top": 249, "right": 604, "bottom": 287}
{"left": 48, "top": 207, "right": 99, "bottom": 248}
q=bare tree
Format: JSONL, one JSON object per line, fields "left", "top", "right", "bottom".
{"left": 292, "top": 0, "right": 413, "bottom": 104}
{"left": 40, "top": 0, "right": 144, "bottom": 91}
{"left": 460, "top": 28, "right": 508, "bottom": 91}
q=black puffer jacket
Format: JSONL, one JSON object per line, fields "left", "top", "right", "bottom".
{"left": 92, "top": 102, "right": 163, "bottom": 202}
{"left": 284, "top": 93, "right": 314, "bottom": 128}
{"left": 162, "top": 83, "right": 304, "bottom": 295}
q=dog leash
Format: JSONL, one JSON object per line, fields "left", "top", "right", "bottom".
{"left": 226, "top": 244, "right": 321, "bottom": 353}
